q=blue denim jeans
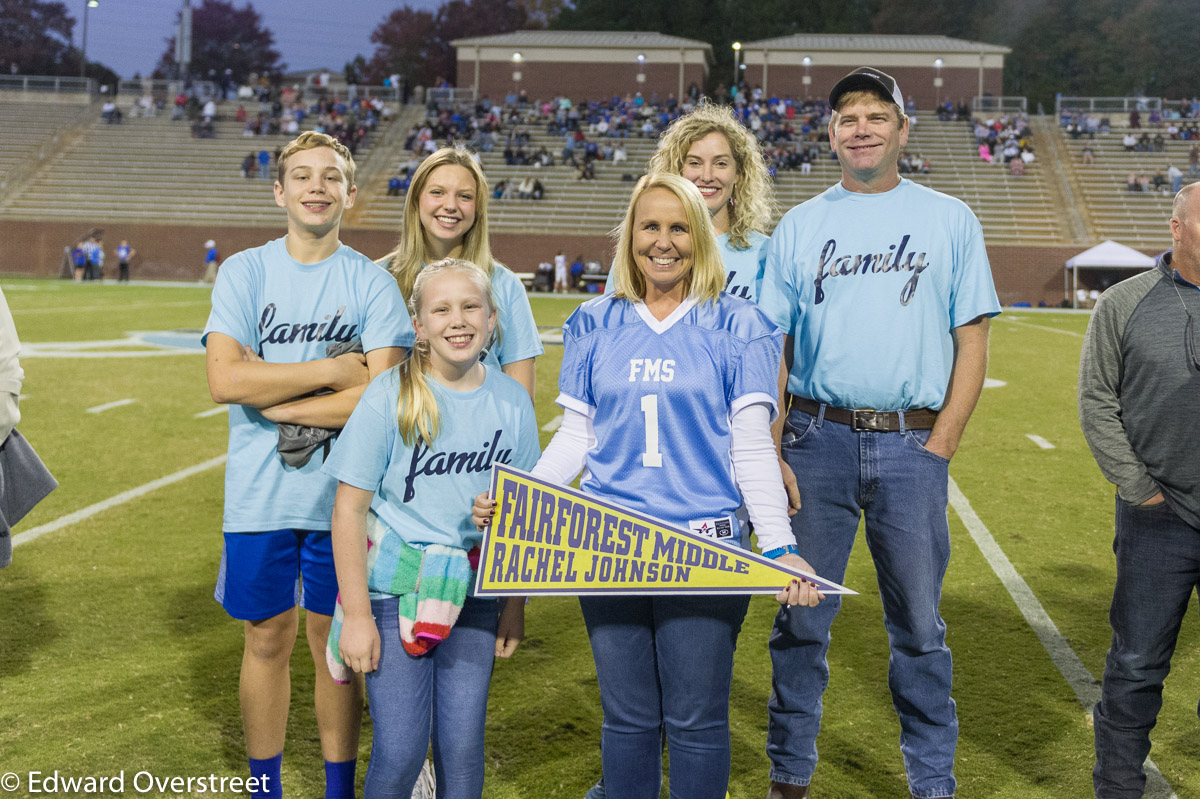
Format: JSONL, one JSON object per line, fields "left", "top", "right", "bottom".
{"left": 1093, "top": 496, "right": 1200, "bottom": 798}
{"left": 579, "top": 593, "right": 750, "bottom": 799}
{"left": 363, "top": 595, "right": 499, "bottom": 799}
{"left": 767, "top": 407, "right": 958, "bottom": 799}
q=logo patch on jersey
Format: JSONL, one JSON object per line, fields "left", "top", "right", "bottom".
{"left": 628, "top": 358, "right": 675, "bottom": 382}
{"left": 689, "top": 516, "right": 734, "bottom": 540}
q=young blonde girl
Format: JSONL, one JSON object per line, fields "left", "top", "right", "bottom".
{"left": 382, "top": 147, "right": 542, "bottom": 399}
{"left": 322, "top": 259, "right": 539, "bottom": 798}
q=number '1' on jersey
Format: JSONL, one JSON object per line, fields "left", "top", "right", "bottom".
{"left": 556, "top": 294, "right": 782, "bottom": 544}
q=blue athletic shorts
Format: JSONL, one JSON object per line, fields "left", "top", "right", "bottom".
{"left": 215, "top": 529, "right": 338, "bottom": 620}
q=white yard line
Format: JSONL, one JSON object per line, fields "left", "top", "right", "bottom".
{"left": 194, "top": 406, "right": 229, "bottom": 419}
{"left": 12, "top": 300, "right": 210, "bottom": 315}
{"left": 540, "top": 414, "right": 564, "bottom": 432}
{"left": 12, "top": 454, "right": 228, "bottom": 549}
{"left": 998, "top": 317, "right": 1085, "bottom": 338}
{"left": 86, "top": 398, "right": 137, "bottom": 414}
{"left": 949, "top": 477, "right": 1178, "bottom": 799}
{"left": 1025, "top": 434, "right": 1056, "bottom": 449}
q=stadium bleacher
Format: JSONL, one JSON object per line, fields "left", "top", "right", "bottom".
{"left": 0, "top": 99, "right": 413, "bottom": 227}
{"left": 0, "top": 102, "right": 95, "bottom": 191}
{"left": 352, "top": 108, "right": 1065, "bottom": 246}
{"left": 1057, "top": 118, "right": 1196, "bottom": 251}
{"left": 13, "top": 90, "right": 1200, "bottom": 258}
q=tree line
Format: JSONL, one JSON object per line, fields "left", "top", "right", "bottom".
{"left": 5, "top": 0, "right": 1199, "bottom": 110}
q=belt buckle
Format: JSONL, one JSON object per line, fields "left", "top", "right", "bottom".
{"left": 851, "top": 409, "right": 889, "bottom": 432}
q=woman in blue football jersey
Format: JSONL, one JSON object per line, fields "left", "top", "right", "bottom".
{"left": 591, "top": 102, "right": 781, "bottom": 799}
{"left": 323, "top": 259, "right": 539, "bottom": 799}
{"left": 381, "top": 147, "right": 543, "bottom": 400}
{"left": 478, "top": 174, "right": 821, "bottom": 799}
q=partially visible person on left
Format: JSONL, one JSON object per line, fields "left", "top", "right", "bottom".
{"left": 0, "top": 284, "right": 58, "bottom": 570}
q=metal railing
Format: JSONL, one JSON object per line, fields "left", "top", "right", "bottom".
{"left": 426, "top": 87, "right": 476, "bottom": 109}
{"left": 343, "top": 85, "right": 401, "bottom": 103}
{"left": 972, "top": 96, "right": 1028, "bottom": 113}
{"left": 114, "top": 79, "right": 219, "bottom": 102}
{"left": 1055, "top": 96, "right": 1163, "bottom": 117}
{"left": 110, "top": 79, "right": 399, "bottom": 107}
{"left": 0, "top": 75, "right": 94, "bottom": 95}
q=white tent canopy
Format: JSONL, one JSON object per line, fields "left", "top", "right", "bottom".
{"left": 1065, "top": 240, "right": 1157, "bottom": 307}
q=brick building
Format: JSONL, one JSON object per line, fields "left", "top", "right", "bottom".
{"left": 739, "top": 34, "right": 1009, "bottom": 110}
{"left": 451, "top": 31, "right": 712, "bottom": 104}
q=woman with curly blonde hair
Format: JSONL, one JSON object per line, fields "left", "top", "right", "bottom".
{"left": 647, "top": 102, "right": 775, "bottom": 302}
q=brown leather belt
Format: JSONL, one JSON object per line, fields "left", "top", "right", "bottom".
{"left": 787, "top": 395, "right": 938, "bottom": 432}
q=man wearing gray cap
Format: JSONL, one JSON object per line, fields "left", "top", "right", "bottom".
{"left": 758, "top": 67, "right": 1000, "bottom": 798}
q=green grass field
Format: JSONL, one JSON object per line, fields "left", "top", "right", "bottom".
{"left": 1, "top": 279, "right": 1196, "bottom": 798}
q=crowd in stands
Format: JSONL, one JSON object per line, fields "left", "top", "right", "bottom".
{"left": 973, "top": 111, "right": 1036, "bottom": 173}
{"left": 414, "top": 86, "right": 857, "bottom": 184}
{"left": 105, "top": 79, "right": 387, "bottom": 156}
{"left": 1060, "top": 99, "right": 1200, "bottom": 193}
{"left": 231, "top": 91, "right": 383, "bottom": 155}
{"left": 1061, "top": 102, "right": 1200, "bottom": 142}
{"left": 1127, "top": 164, "right": 1186, "bottom": 195}
{"left": 376, "top": 83, "right": 1030, "bottom": 202}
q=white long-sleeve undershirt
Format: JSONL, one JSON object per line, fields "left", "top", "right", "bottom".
{"left": 529, "top": 402, "right": 795, "bottom": 554}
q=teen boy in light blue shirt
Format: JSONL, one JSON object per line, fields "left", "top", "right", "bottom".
{"left": 203, "top": 131, "right": 413, "bottom": 799}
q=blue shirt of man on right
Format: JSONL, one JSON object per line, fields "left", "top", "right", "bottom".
{"left": 758, "top": 67, "right": 1001, "bottom": 799}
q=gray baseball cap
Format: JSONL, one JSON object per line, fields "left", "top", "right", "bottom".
{"left": 829, "top": 67, "right": 904, "bottom": 110}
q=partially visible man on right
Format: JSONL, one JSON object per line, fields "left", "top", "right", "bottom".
{"left": 1079, "top": 182, "right": 1200, "bottom": 799}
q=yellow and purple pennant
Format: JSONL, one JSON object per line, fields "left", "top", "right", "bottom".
{"left": 476, "top": 465, "right": 855, "bottom": 597}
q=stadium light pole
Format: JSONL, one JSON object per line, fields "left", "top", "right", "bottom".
{"left": 731, "top": 42, "right": 741, "bottom": 87}
{"left": 80, "top": 0, "right": 100, "bottom": 79}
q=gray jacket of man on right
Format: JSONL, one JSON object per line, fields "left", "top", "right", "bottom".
{"left": 1079, "top": 251, "right": 1200, "bottom": 529}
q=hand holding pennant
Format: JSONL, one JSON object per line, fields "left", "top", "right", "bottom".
{"left": 473, "top": 464, "right": 855, "bottom": 598}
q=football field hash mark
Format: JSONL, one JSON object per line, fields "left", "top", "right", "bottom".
{"left": 86, "top": 398, "right": 137, "bottom": 414}
{"left": 12, "top": 455, "right": 228, "bottom": 550}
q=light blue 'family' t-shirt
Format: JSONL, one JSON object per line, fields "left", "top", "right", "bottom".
{"left": 603, "top": 231, "right": 769, "bottom": 303}
{"left": 760, "top": 179, "right": 1001, "bottom": 411}
{"left": 476, "top": 263, "right": 545, "bottom": 370}
{"left": 202, "top": 237, "right": 415, "bottom": 533}
{"left": 323, "top": 365, "right": 540, "bottom": 549}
